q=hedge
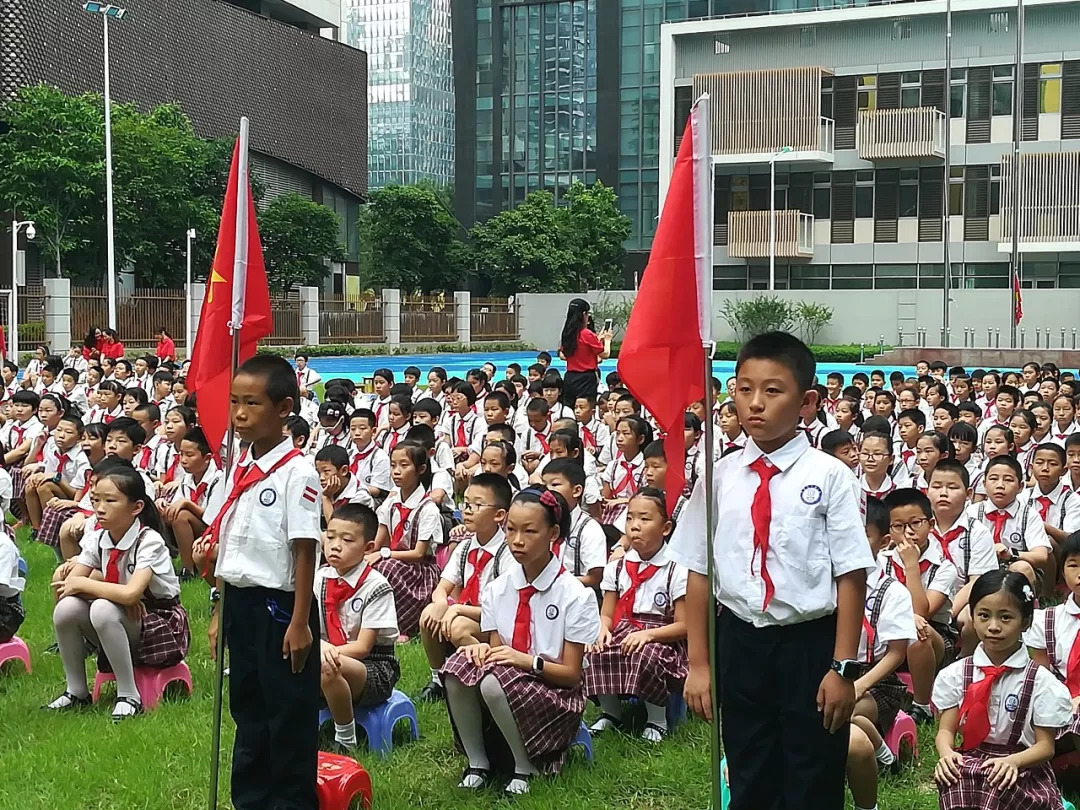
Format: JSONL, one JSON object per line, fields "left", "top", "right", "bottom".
{"left": 259, "top": 341, "right": 535, "bottom": 359}
{"left": 610, "top": 342, "right": 890, "bottom": 363}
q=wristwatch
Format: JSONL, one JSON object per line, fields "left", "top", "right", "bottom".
{"left": 1009, "top": 548, "right": 1021, "bottom": 563}
{"left": 532, "top": 656, "right": 545, "bottom": 674}
{"left": 380, "top": 546, "right": 392, "bottom": 560}
{"left": 831, "top": 659, "right": 861, "bottom": 680}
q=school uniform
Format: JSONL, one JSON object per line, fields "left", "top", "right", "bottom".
{"left": 823, "top": 396, "right": 842, "bottom": 416}
{"left": 440, "top": 553, "right": 601, "bottom": 773}
{"left": 797, "top": 419, "right": 828, "bottom": 449}
{"left": 1026, "top": 596, "right": 1080, "bottom": 739}
{"left": 931, "top": 515, "right": 998, "bottom": 590}
{"left": 372, "top": 396, "right": 392, "bottom": 429}
{"left": 547, "top": 402, "right": 574, "bottom": 423}
{"left": 668, "top": 433, "right": 875, "bottom": 810}
{"left": 137, "top": 433, "right": 165, "bottom": 475}
{"left": 441, "top": 529, "right": 512, "bottom": 604}
{"left": 858, "top": 568, "right": 916, "bottom": 734}
{"left": 1016, "top": 440, "right": 1037, "bottom": 478}
{"left": 314, "top": 561, "right": 400, "bottom": 706}
{"left": 85, "top": 404, "right": 123, "bottom": 424}
{"left": 349, "top": 442, "right": 393, "bottom": 495}
{"left": 36, "top": 445, "right": 92, "bottom": 549}
{"left": 155, "top": 443, "right": 183, "bottom": 484}
{"left": 554, "top": 508, "right": 607, "bottom": 578}
{"left": 203, "top": 437, "right": 323, "bottom": 810}
{"left": 599, "top": 453, "right": 645, "bottom": 526}
{"left": 449, "top": 410, "right": 482, "bottom": 453}
{"left": 515, "top": 423, "right": 551, "bottom": 459}
{"left": 62, "top": 385, "right": 90, "bottom": 413}
{"left": 578, "top": 418, "right": 610, "bottom": 459}
{"left": 308, "top": 428, "right": 350, "bottom": 457}
{"left": 1050, "top": 422, "right": 1078, "bottom": 448}
{"left": 877, "top": 543, "right": 959, "bottom": 660}
{"left": 932, "top": 646, "right": 1071, "bottom": 810}
{"left": 326, "top": 473, "right": 375, "bottom": 510}
{"left": 373, "top": 487, "right": 443, "bottom": 636}
{"left": 1019, "top": 480, "right": 1080, "bottom": 537}
{"left": 966, "top": 499, "right": 1052, "bottom": 563}
{"left": 377, "top": 424, "right": 410, "bottom": 455}
{"left": 298, "top": 397, "right": 320, "bottom": 429}
{"left": 720, "top": 432, "right": 748, "bottom": 455}
{"left": 0, "top": 527, "right": 25, "bottom": 643}
{"left": 893, "top": 443, "right": 919, "bottom": 481}
{"left": 295, "top": 366, "right": 322, "bottom": 392}
{"left": 585, "top": 546, "right": 689, "bottom": 706}
{"left": 174, "top": 464, "right": 223, "bottom": 513}
{"left": 976, "top": 396, "right": 999, "bottom": 423}
{"left": 433, "top": 441, "right": 455, "bottom": 475}
{"left": 7, "top": 417, "right": 45, "bottom": 498}
{"left": 860, "top": 472, "right": 900, "bottom": 502}
{"left": 64, "top": 354, "right": 89, "bottom": 378}
{"left": 0, "top": 379, "right": 19, "bottom": 403}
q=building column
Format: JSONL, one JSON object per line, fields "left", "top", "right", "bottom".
{"left": 300, "top": 286, "right": 320, "bottom": 346}
{"left": 189, "top": 282, "right": 206, "bottom": 351}
{"left": 455, "top": 290, "right": 471, "bottom": 345}
{"left": 44, "top": 278, "right": 71, "bottom": 355}
{"left": 383, "top": 288, "right": 401, "bottom": 346}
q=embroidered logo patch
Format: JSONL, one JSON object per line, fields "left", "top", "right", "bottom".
{"left": 800, "top": 485, "right": 823, "bottom": 505}
{"left": 545, "top": 605, "right": 560, "bottom": 620}
{"left": 260, "top": 488, "right": 278, "bottom": 507}
{"left": 1004, "top": 694, "right": 1019, "bottom": 713}
{"left": 1009, "top": 532, "right": 1022, "bottom": 546}
{"left": 349, "top": 596, "right": 365, "bottom": 613}
{"left": 654, "top": 592, "right": 668, "bottom": 608}
{"left": 301, "top": 486, "right": 318, "bottom": 504}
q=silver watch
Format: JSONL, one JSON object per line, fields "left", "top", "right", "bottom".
{"left": 380, "top": 546, "right": 392, "bottom": 559}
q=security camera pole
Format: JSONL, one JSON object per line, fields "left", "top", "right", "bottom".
{"left": 10, "top": 219, "right": 36, "bottom": 363}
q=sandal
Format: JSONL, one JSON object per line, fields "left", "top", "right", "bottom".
{"left": 641, "top": 722, "right": 668, "bottom": 743}
{"left": 458, "top": 767, "right": 490, "bottom": 790}
{"left": 111, "top": 696, "right": 143, "bottom": 722}
{"left": 42, "top": 691, "right": 92, "bottom": 711}
{"left": 589, "top": 712, "right": 622, "bottom": 733}
{"left": 505, "top": 773, "right": 533, "bottom": 795}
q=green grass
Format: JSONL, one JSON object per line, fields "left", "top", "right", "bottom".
{"left": 2, "top": 531, "right": 950, "bottom": 809}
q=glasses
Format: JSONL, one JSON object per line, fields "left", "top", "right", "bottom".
{"left": 889, "top": 517, "right": 930, "bottom": 533}
{"left": 461, "top": 502, "right": 496, "bottom": 514}
{"left": 859, "top": 451, "right": 888, "bottom": 461}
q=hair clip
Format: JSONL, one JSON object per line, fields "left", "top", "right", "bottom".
{"left": 538, "top": 488, "right": 563, "bottom": 523}
{"left": 1021, "top": 583, "right": 1034, "bottom": 602}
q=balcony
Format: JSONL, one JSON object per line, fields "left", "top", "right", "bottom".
{"left": 726, "top": 210, "right": 814, "bottom": 258}
{"left": 857, "top": 107, "right": 946, "bottom": 160}
{"left": 998, "top": 152, "right": 1080, "bottom": 253}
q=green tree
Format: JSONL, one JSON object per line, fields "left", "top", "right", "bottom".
{"left": 258, "top": 193, "right": 346, "bottom": 291}
{"left": 558, "top": 181, "right": 631, "bottom": 291}
{"left": 365, "top": 184, "right": 465, "bottom": 292}
{"left": 0, "top": 85, "right": 104, "bottom": 278}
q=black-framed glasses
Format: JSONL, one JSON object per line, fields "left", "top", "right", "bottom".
{"left": 462, "top": 502, "right": 497, "bottom": 514}
{"left": 889, "top": 517, "right": 929, "bottom": 533}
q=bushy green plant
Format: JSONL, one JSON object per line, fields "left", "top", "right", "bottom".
{"left": 259, "top": 341, "right": 534, "bottom": 358}
{"left": 719, "top": 296, "right": 796, "bottom": 341}
{"left": 590, "top": 294, "right": 635, "bottom": 338}
{"left": 794, "top": 301, "right": 833, "bottom": 345}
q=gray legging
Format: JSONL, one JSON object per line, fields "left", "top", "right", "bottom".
{"left": 53, "top": 596, "right": 140, "bottom": 701}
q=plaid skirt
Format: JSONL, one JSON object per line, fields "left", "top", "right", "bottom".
{"left": 1057, "top": 710, "right": 1080, "bottom": 741}
{"left": 583, "top": 615, "right": 687, "bottom": 706}
{"left": 374, "top": 557, "right": 440, "bottom": 637}
{"left": 10, "top": 466, "right": 25, "bottom": 499}
{"left": 599, "top": 501, "right": 628, "bottom": 528}
{"left": 938, "top": 743, "right": 1061, "bottom": 810}
{"left": 441, "top": 655, "right": 585, "bottom": 774}
{"left": 866, "top": 672, "right": 910, "bottom": 735}
{"left": 930, "top": 619, "right": 959, "bottom": 667}
{"left": 0, "top": 595, "right": 24, "bottom": 643}
{"left": 96, "top": 596, "right": 190, "bottom": 673}
{"left": 38, "top": 505, "right": 77, "bottom": 550}
{"left": 357, "top": 645, "right": 401, "bottom": 707}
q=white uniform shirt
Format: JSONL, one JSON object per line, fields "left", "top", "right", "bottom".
{"left": 377, "top": 424, "right": 411, "bottom": 454}
{"left": 669, "top": 433, "right": 875, "bottom": 628}
{"left": 876, "top": 543, "right": 958, "bottom": 625}
{"left": 893, "top": 444, "right": 919, "bottom": 480}
{"left": 1026, "top": 596, "right": 1080, "bottom": 678}
{"left": 350, "top": 442, "right": 393, "bottom": 494}
{"left": 85, "top": 404, "right": 123, "bottom": 424}
{"left": 62, "top": 385, "right": 90, "bottom": 413}
{"left": 5, "top": 416, "right": 44, "bottom": 453}
{"left": 558, "top": 508, "right": 608, "bottom": 577}
{"left": 515, "top": 424, "right": 551, "bottom": 458}
{"left": 601, "top": 453, "right": 645, "bottom": 503}
{"left": 175, "top": 464, "right": 223, "bottom": 510}
{"left": 43, "top": 444, "right": 90, "bottom": 490}
{"left": 860, "top": 473, "right": 899, "bottom": 501}
{"left": 138, "top": 433, "right": 165, "bottom": 474}
{"left": 0, "top": 467, "right": 12, "bottom": 515}
{"left": 309, "top": 428, "right": 350, "bottom": 457}
{"left": 932, "top": 514, "right": 998, "bottom": 586}
{"left": 1050, "top": 422, "right": 1079, "bottom": 447}
{"left": 328, "top": 473, "right": 376, "bottom": 510}
{"left": 443, "top": 530, "right": 511, "bottom": 594}
{"left": 966, "top": 499, "right": 1052, "bottom": 555}
{"left": 314, "top": 562, "right": 398, "bottom": 647}
{"left": 1019, "top": 481, "right": 1080, "bottom": 536}
{"left": 932, "top": 645, "right": 1072, "bottom": 747}
{"left": 372, "top": 396, "right": 392, "bottom": 429}
{"left": 449, "top": 410, "right": 482, "bottom": 450}
{"left": 155, "top": 442, "right": 182, "bottom": 482}
{"left": 579, "top": 418, "right": 610, "bottom": 459}
{"left": 480, "top": 553, "right": 600, "bottom": 660}
{"left": 76, "top": 520, "right": 180, "bottom": 599}
{"left": 858, "top": 567, "right": 916, "bottom": 663}
{"left": 600, "top": 545, "right": 688, "bottom": 617}
{"left": 206, "top": 438, "right": 323, "bottom": 591}
{"left": 0, "top": 530, "right": 24, "bottom": 598}
{"left": 296, "top": 366, "right": 322, "bottom": 392}
{"left": 376, "top": 486, "right": 441, "bottom": 552}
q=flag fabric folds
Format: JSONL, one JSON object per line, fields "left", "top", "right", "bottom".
{"left": 1013, "top": 268, "right": 1024, "bottom": 325}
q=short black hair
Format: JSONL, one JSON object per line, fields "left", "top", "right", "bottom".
{"left": 134, "top": 402, "right": 160, "bottom": 424}
{"left": 882, "top": 487, "right": 933, "bottom": 520}
{"left": 60, "top": 367, "right": 80, "bottom": 383}
{"left": 329, "top": 502, "right": 379, "bottom": 541}
{"left": 958, "top": 401, "right": 983, "bottom": 419}
{"left": 315, "top": 445, "right": 351, "bottom": 469}
{"left": 860, "top": 430, "right": 893, "bottom": 454}
{"left": 542, "top": 457, "right": 586, "bottom": 489}
{"left": 536, "top": 351, "right": 552, "bottom": 363}
{"left": 350, "top": 408, "right": 378, "bottom": 427}
{"left": 58, "top": 413, "right": 84, "bottom": 433}
{"left": 404, "top": 365, "right": 422, "bottom": 378}
{"left": 411, "top": 399, "right": 442, "bottom": 421}
{"left": 373, "top": 367, "right": 395, "bottom": 384}
{"left": 485, "top": 423, "right": 517, "bottom": 444}
{"left": 389, "top": 383, "right": 413, "bottom": 399}
{"left": 541, "top": 373, "right": 564, "bottom": 392}
{"left": 283, "top": 414, "right": 311, "bottom": 443}
{"left": 106, "top": 416, "right": 146, "bottom": 446}
{"left": 734, "top": 331, "right": 815, "bottom": 392}
{"left": 181, "top": 426, "right": 212, "bottom": 455}
{"left": 1060, "top": 531, "right": 1080, "bottom": 567}
{"left": 985, "top": 455, "right": 1024, "bottom": 480}
{"left": 897, "top": 408, "right": 926, "bottom": 429}
{"left": 526, "top": 398, "right": 550, "bottom": 417}
{"left": 935, "top": 402, "right": 959, "bottom": 419}
{"left": 684, "top": 411, "right": 703, "bottom": 433}
{"left": 997, "top": 384, "right": 1022, "bottom": 404}
{"left": 468, "top": 472, "right": 513, "bottom": 511}
{"left": 948, "top": 421, "right": 978, "bottom": 446}
{"left": 152, "top": 369, "right": 174, "bottom": 386}
{"left": 865, "top": 496, "right": 889, "bottom": 537}
{"left": 237, "top": 354, "right": 299, "bottom": 408}
{"left": 403, "top": 423, "right": 436, "bottom": 450}
{"left": 1034, "top": 442, "right": 1067, "bottom": 465}
{"left": 486, "top": 391, "right": 510, "bottom": 412}
{"left": 11, "top": 390, "right": 40, "bottom": 409}
{"left": 820, "top": 429, "right": 854, "bottom": 456}
{"left": 930, "top": 458, "right": 970, "bottom": 489}
{"left": 929, "top": 360, "right": 948, "bottom": 372}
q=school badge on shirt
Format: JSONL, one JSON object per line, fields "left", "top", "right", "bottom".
{"left": 260, "top": 488, "right": 277, "bottom": 507}
{"left": 801, "top": 485, "right": 823, "bottom": 505}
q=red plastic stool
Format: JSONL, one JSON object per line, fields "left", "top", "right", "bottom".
{"left": 884, "top": 710, "right": 918, "bottom": 762}
{"left": 896, "top": 671, "right": 913, "bottom": 694}
{"left": 0, "top": 636, "right": 31, "bottom": 673}
{"left": 92, "top": 661, "right": 192, "bottom": 710}
{"left": 316, "top": 751, "right": 372, "bottom": 810}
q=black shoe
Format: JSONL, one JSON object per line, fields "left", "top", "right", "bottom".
{"left": 909, "top": 704, "right": 934, "bottom": 725}
{"left": 43, "top": 642, "right": 59, "bottom": 655}
{"left": 323, "top": 740, "right": 357, "bottom": 756}
{"left": 458, "top": 767, "right": 490, "bottom": 790}
{"left": 42, "top": 691, "right": 92, "bottom": 711}
{"left": 178, "top": 568, "right": 197, "bottom": 583}
{"left": 418, "top": 681, "right": 445, "bottom": 702}
{"left": 111, "top": 696, "right": 143, "bottom": 723}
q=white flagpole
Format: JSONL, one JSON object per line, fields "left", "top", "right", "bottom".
{"left": 208, "top": 115, "right": 250, "bottom": 810}
{"left": 691, "top": 93, "right": 721, "bottom": 810}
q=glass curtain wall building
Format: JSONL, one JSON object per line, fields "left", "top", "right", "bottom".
{"left": 346, "top": 0, "right": 454, "bottom": 189}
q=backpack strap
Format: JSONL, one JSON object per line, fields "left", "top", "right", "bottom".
{"left": 407, "top": 495, "right": 439, "bottom": 550}
{"left": 1007, "top": 662, "right": 1041, "bottom": 747}
{"left": 492, "top": 542, "right": 511, "bottom": 579}
{"left": 1060, "top": 489, "right": 1074, "bottom": 530}
{"left": 977, "top": 501, "right": 987, "bottom": 522}
{"left": 457, "top": 537, "right": 472, "bottom": 585}
{"left": 615, "top": 558, "right": 626, "bottom": 599}
{"left": 664, "top": 562, "right": 677, "bottom": 620}
{"left": 869, "top": 576, "right": 896, "bottom": 630}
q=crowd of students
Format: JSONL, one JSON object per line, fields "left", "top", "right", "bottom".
{"left": 5, "top": 329, "right": 1080, "bottom": 809}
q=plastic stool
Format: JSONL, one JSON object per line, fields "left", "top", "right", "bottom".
{"left": 571, "top": 721, "right": 593, "bottom": 762}
{"left": 92, "top": 661, "right": 192, "bottom": 710}
{"left": 434, "top": 544, "right": 452, "bottom": 571}
{"left": 1064, "top": 799, "right": 1075, "bottom": 810}
{"left": 720, "top": 756, "right": 730, "bottom": 810}
{"left": 884, "top": 710, "right": 919, "bottom": 762}
{"left": 316, "top": 751, "right": 372, "bottom": 810}
{"left": 896, "top": 671, "right": 914, "bottom": 694}
{"left": 0, "top": 636, "right": 31, "bottom": 673}
{"left": 320, "top": 690, "right": 419, "bottom": 758}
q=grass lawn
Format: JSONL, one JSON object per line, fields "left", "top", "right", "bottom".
{"left": 1, "top": 530, "right": 951, "bottom": 810}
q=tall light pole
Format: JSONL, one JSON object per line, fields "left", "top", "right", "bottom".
{"left": 1008, "top": 0, "right": 1024, "bottom": 348}
{"left": 942, "top": 0, "right": 953, "bottom": 346}
{"left": 185, "top": 228, "right": 195, "bottom": 359}
{"left": 769, "top": 145, "right": 793, "bottom": 290}
{"left": 83, "top": 2, "right": 126, "bottom": 329}
{"left": 10, "top": 220, "right": 36, "bottom": 364}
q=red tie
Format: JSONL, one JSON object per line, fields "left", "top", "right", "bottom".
{"left": 535, "top": 432, "right": 549, "bottom": 454}
{"left": 458, "top": 546, "right": 493, "bottom": 607}
{"left": 748, "top": 457, "right": 783, "bottom": 611}
{"left": 581, "top": 426, "right": 596, "bottom": 452}
{"left": 455, "top": 417, "right": 467, "bottom": 447}
{"left": 191, "top": 481, "right": 209, "bottom": 504}
{"left": 297, "top": 370, "right": 303, "bottom": 388}
{"left": 10, "top": 426, "right": 24, "bottom": 447}
{"left": 957, "top": 665, "right": 1013, "bottom": 750}
{"left": 104, "top": 547, "right": 125, "bottom": 584}
{"left": 55, "top": 453, "right": 70, "bottom": 477}
{"left": 932, "top": 526, "right": 966, "bottom": 563}
{"left": 511, "top": 584, "right": 539, "bottom": 652}
{"left": 104, "top": 413, "right": 115, "bottom": 424}
{"left": 902, "top": 449, "right": 915, "bottom": 467}
{"left": 890, "top": 558, "right": 931, "bottom": 585}
{"left": 862, "top": 616, "right": 876, "bottom": 663}
{"left": 1037, "top": 496, "right": 1053, "bottom": 522}
{"left": 390, "top": 503, "right": 413, "bottom": 550}
{"left": 323, "top": 566, "right": 372, "bottom": 646}
{"left": 350, "top": 444, "right": 376, "bottom": 475}
{"left": 1065, "top": 624, "right": 1080, "bottom": 698}
{"left": 985, "top": 510, "right": 1010, "bottom": 546}
{"left": 164, "top": 453, "right": 181, "bottom": 484}
{"left": 612, "top": 560, "right": 660, "bottom": 628}
{"left": 388, "top": 430, "right": 402, "bottom": 452}
{"left": 203, "top": 449, "right": 303, "bottom": 547}
{"left": 138, "top": 446, "right": 153, "bottom": 470}
{"left": 612, "top": 461, "right": 639, "bottom": 497}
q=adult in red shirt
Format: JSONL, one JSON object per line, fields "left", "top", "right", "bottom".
{"left": 557, "top": 297, "right": 612, "bottom": 406}
{"left": 155, "top": 326, "right": 176, "bottom": 362}
{"left": 81, "top": 326, "right": 105, "bottom": 360}
{"left": 100, "top": 327, "right": 125, "bottom": 359}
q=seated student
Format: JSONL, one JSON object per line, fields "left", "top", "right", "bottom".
{"left": 401, "top": 365, "right": 423, "bottom": 401}
{"left": 821, "top": 429, "right": 859, "bottom": 473}
{"left": 347, "top": 409, "right": 392, "bottom": 502}
{"left": 541, "top": 459, "right": 606, "bottom": 588}
{"left": 859, "top": 431, "right": 905, "bottom": 499}
{"left": 879, "top": 488, "right": 959, "bottom": 724}
{"left": 113, "top": 359, "right": 137, "bottom": 390}
{"left": 978, "top": 385, "right": 1020, "bottom": 444}
{"left": 283, "top": 413, "right": 312, "bottom": 453}
{"left": 310, "top": 401, "right": 351, "bottom": 456}
{"left": 480, "top": 437, "right": 527, "bottom": 491}
{"left": 52, "top": 425, "right": 109, "bottom": 559}
{"left": 46, "top": 464, "right": 189, "bottom": 720}
{"left": 932, "top": 402, "right": 959, "bottom": 436}
{"left": 956, "top": 400, "right": 983, "bottom": 432}
{"left": 833, "top": 396, "right": 864, "bottom": 440}
{"left": 873, "top": 389, "right": 897, "bottom": 425}
{"left": 149, "top": 370, "right": 175, "bottom": 412}
{"left": 1021, "top": 443, "right": 1080, "bottom": 591}
{"left": 32, "top": 356, "right": 65, "bottom": 396}
{"left": 933, "top": 571, "right": 1070, "bottom": 810}
{"left": 1010, "top": 410, "right": 1038, "bottom": 477}
{"left": 533, "top": 430, "right": 602, "bottom": 510}
{"left": 1067, "top": 434, "right": 1080, "bottom": 495}
{"left": 11, "top": 392, "right": 64, "bottom": 516}
{"left": 154, "top": 404, "right": 194, "bottom": 493}
{"left": 3, "top": 390, "right": 44, "bottom": 489}
{"left": 895, "top": 408, "right": 926, "bottom": 480}
{"left": 717, "top": 400, "right": 746, "bottom": 453}
{"left": 971, "top": 425, "right": 1017, "bottom": 499}
{"left": 541, "top": 374, "right": 573, "bottom": 422}
{"left": 966, "top": 455, "right": 1052, "bottom": 590}
{"left": 24, "top": 413, "right": 89, "bottom": 542}
{"left": 976, "top": 371, "right": 1001, "bottom": 421}
{"left": 404, "top": 424, "right": 456, "bottom": 515}
{"left": 59, "top": 369, "right": 89, "bottom": 414}
{"left": 316, "top": 445, "right": 375, "bottom": 520}
{"left": 160, "top": 427, "right": 221, "bottom": 580}
{"left": 447, "top": 381, "right": 481, "bottom": 463}
{"left": 515, "top": 398, "right": 552, "bottom": 476}
{"left": 104, "top": 417, "right": 154, "bottom": 495}
{"left": 370, "top": 442, "right": 443, "bottom": 637}
{"left": 950, "top": 376, "right": 974, "bottom": 404}
{"left": 131, "top": 403, "right": 163, "bottom": 475}
{"left": 574, "top": 394, "right": 610, "bottom": 460}
{"left": 948, "top": 421, "right": 980, "bottom": 481}
{"left": 440, "top": 487, "right": 599, "bottom": 795}
{"left": 599, "top": 415, "right": 651, "bottom": 531}
{"left": 456, "top": 391, "right": 510, "bottom": 482}
{"left": 1030, "top": 401, "right": 1053, "bottom": 447}
{"left": 294, "top": 352, "right": 322, "bottom": 396}
{"left": 586, "top": 487, "right": 687, "bottom": 743}
{"left": 418, "top": 474, "right": 513, "bottom": 702}
{"left": 912, "top": 430, "right": 952, "bottom": 492}
{"left": 367, "top": 368, "right": 394, "bottom": 428}
{"left": 598, "top": 393, "right": 639, "bottom": 467}
{"left": 316, "top": 503, "right": 401, "bottom": 752}
{"left": 466, "top": 368, "right": 491, "bottom": 413}
{"left": 377, "top": 395, "right": 413, "bottom": 455}
{"left": 1050, "top": 394, "right": 1078, "bottom": 446}
{"left": 888, "top": 370, "right": 906, "bottom": 394}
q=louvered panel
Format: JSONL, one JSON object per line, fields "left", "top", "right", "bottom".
{"left": 919, "top": 218, "right": 943, "bottom": 241}
{"left": 674, "top": 85, "right": 693, "bottom": 155}
{"left": 964, "top": 218, "right": 989, "bottom": 240}
{"left": 715, "top": 223, "right": 728, "bottom": 246}
{"left": 878, "top": 73, "right": 901, "bottom": 109}
{"left": 1062, "top": 62, "right": 1080, "bottom": 139}
{"left": 1022, "top": 63, "right": 1039, "bottom": 142}
{"left": 922, "top": 69, "right": 945, "bottom": 112}
{"left": 831, "top": 220, "right": 854, "bottom": 243}
{"left": 831, "top": 180, "right": 854, "bottom": 243}
{"left": 834, "top": 75, "right": 857, "bottom": 150}
{"left": 874, "top": 220, "right": 898, "bottom": 242}
{"left": 967, "top": 67, "right": 991, "bottom": 144}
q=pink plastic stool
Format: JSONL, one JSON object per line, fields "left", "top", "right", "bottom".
{"left": 92, "top": 661, "right": 192, "bottom": 710}
{"left": 896, "top": 671, "right": 913, "bottom": 694}
{"left": 0, "top": 636, "right": 31, "bottom": 673}
{"left": 884, "top": 710, "right": 919, "bottom": 762}
{"left": 316, "top": 751, "right": 372, "bottom": 810}
{"left": 435, "top": 543, "right": 452, "bottom": 571}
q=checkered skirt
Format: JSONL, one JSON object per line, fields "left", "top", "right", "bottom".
{"left": 10, "top": 466, "right": 25, "bottom": 499}
{"left": 0, "top": 595, "right": 24, "bottom": 643}
{"left": 866, "top": 672, "right": 910, "bottom": 735}
{"left": 583, "top": 615, "right": 687, "bottom": 706}
{"left": 95, "top": 596, "right": 190, "bottom": 673}
{"left": 1058, "top": 711, "right": 1080, "bottom": 740}
{"left": 441, "top": 655, "right": 585, "bottom": 774}
{"left": 37, "top": 506, "right": 76, "bottom": 550}
{"left": 937, "top": 743, "right": 1061, "bottom": 810}
{"left": 357, "top": 645, "right": 401, "bottom": 707}
{"left": 373, "top": 557, "right": 441, "bottom": 637}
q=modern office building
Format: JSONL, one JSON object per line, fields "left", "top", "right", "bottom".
{"left": 346, "top": 0, "right": 455, "bottom": 189}
{"left": 660, "top": 0, "right": 1080, "bottom": 298}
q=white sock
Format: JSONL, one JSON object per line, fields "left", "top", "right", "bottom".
{"left": 334, "top": 721, "right": 357, "bottom": 747}
{"left": 645, "top": 701, "right": 668, "bottom": 730}
{"left": 912, "top": 701, "right": 930, "bottom": 712}
{"left": 875, "top": 740, "right": 895, "bottom": 766}
{"left": 430, "top": 668, "right": 441, "bottom": 685}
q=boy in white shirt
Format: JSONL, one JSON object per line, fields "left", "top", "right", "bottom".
{"left": 574, "top": 393, "right": 610, "bottom": 460}
{"left": 347, "top": 409, "right": 392, "bottom": 501}
{"left": 542, "top": 459, "right": 607, "bottom": 589}
{"left": 315, "top": 445, "right": 375, "bottom": 518}
{"left": 1021, "top": 442, "right": 1080, "bottom": 596}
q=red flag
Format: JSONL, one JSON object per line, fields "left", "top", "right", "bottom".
{"left": 618, "top": 101, "right": 710, "bottom": 514}
{"left": 188, "top": 136, "right": 273, "bottom": 456}
{"left": 1013, "top": 269, "right": 1023, "bottom": 325}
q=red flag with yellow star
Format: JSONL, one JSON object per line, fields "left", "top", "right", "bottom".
{"left": 187, "top": 136, "right": 272, "bottom": 456}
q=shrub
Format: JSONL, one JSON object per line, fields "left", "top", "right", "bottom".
{"left": 720, "top": 296, "right": 795, "bottom": 342}
{"left": 258, "top": 341, "right": 534, "bottom": 358}
{"left": 794, "top": 301, "right": 833, "bottom": 346}
{"left": 590, "top": 293, "right": 635, "bottom": 339}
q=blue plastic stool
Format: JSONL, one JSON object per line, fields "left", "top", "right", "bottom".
{"left": 318, "top": 689, "right": 419, "bottom": 758}
{"left": 626, "top": 692, "right": 688, "bottom": 729}
{"left": 1063, "top": 798, "right": 1075, "bottom": 810}
{"left": 720, "top": 757, "right": 730, "bottom": 810}
{"left": 571, "top": 721, "right": 593, "bottom": 762}
{"left": 17, "top": 557, "right": 26, "bottom": 577}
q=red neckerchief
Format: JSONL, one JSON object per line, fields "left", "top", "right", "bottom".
{"left": 350, "top": 443, "right": 377, "bottom": 475}
{"left": 890, "top": 556, "right": 932, "bottom": 585}
{"left": 323, "top": 566, "right": 374, "bottom": 646}
{"left": 612, "top": 559, "right": 661, "bottom": 628}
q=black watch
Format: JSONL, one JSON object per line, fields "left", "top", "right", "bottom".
{"left": 532, "top": 656, "right": 545, "bottom": 674}
{"left": 831, "top": 658, "right": 860, "bottom": 680}
{"left": 1009, "top": 548, "right": 1021, "bottom": 563}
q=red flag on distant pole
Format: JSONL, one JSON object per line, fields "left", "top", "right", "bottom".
{"left": 187, "top": 120, "right": 272, "bottom": 457}
{"left": 1013, "top": 269, "right": 1024, "bottom": 325}
{"left": 618, "top": 96, "right": 713, "bottom": 515}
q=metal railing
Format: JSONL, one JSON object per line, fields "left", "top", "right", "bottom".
{"left": 471, "top": 298, "right": 518, "bottom": 341}
{"left": 726, "top": 210, "right": 815, "bottom": 257}
{"left": 72, "top": 287, "right": 186, "bottom": 350}
{"left": 263, "top": 293, "right": 301, "bottom": 346}
{"left": 401, "top": 295, "right": 455, "bottom": 342}
{"left": 319, "top": 295, "right": 383, "bottom": 343}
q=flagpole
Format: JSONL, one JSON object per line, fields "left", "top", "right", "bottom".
{"left": 1008, "top": 0, "right": 1024, "bottom": 346}
{"left": 208, "top": 115, "right": 250, "bottom": 810}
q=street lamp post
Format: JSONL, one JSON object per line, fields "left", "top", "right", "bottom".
{"left": 82, "top": 2, "right": 126, "bottom": 329}
{"left": 9, "top": 220, "right": 36, "bottom": 364}
{"left": 185, "top": 228, "right": 195, "bottom": 359}
{"left": 769, "top": 145, "right": 793, "bottom": 291}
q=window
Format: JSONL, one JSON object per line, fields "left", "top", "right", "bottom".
{"left": 948, "top": 166, "right": 964, "bottom": 215}
{"left": 951, "top": 68, "right": 966, "bottom": 118}
{"left": 901, "top": 72, "right": 921, "bottom": 108}
{"left": 963, "top": 262, "right": 1008, "bottom": 289}
{"left": 856, "top": 170, "right": 874, "bottom": 218}
{"left": 1041, "top": 63, "right": 1063, "bottom": 113}
{"left": 988, "top": 11, "right": 1010, "bottom": 32}
{"left": 918, "top": 263, "right": 945, "bottom": 289}
{"left": 832, "top": 264, "right": 873, "bottom": 289}
{"left": 990, "top": 165, "right": 1001, "bottom": 215}
{"left": 821, "top": 76, "right": 833, "bottom": 120}
{"left": 790, "top": 265, "right": 830, "bottom": 290}
{"left": 1023, "top": 262, "right": 1057, "bottom": 288}
{"left": 858, "top": 75, "right": 877, "bottom": 111}
{"left": 992, "top": 65, "right": 1013, "bottom": 116}
{"left": 814, "top": 172, "right": 831, "bottom": 219}
{"left": 900, "top": 168, "right": 919, "bottom": 217}
{"left": 713, "top": 265, "right": 748, "bottom": 290}
{"left": 1060, "top": 262, "right": 1080, "bottom": 288}
{"left": 874, "top": 263, "right": 917, "bottom": 289}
